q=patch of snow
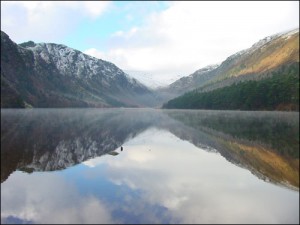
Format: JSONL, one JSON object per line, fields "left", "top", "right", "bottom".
{"left": 194, "top": 64, "right": 220, "bottom": 74}
{"left": 22, "top": 42, "right": 149, "bottom": 91}
{"left": 124, "top": 70, "right": 167, "bottom": 89}
{"left": 281, "top": 28, "right": 299, "bottom": 40}
{"left": 249, "top": 28, "right": 298, "bottom": 52}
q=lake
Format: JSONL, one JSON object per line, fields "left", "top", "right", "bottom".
{"left": 1, "top": 108, "right": 299, "bottom": 224}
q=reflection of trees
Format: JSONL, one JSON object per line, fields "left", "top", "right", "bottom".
{"left": 165, "top": 110, "right": 299, "bottom": 158}
{"left": 164, "top": 110, "right": 299, "bottom": 189}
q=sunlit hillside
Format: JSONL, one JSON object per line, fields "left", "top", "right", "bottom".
{"left": 224, "top": 31, "right": 299, "bottom": 79}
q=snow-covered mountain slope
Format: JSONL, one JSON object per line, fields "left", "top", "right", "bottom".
{"left": 124, "top": 70, "right": 168, "bottom": 89}
{"left": 1, "top": 31, "right": 159, "bottom": 108}
{"left": 160, "top": 64, "right": 220, "bottom": 94}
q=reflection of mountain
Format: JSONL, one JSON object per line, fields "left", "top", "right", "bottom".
{"left": 165, "top": 110, "right": 299, "bottom": 190}
{"left": 1, "top": 109, "right": 161, "bottom": 183}
{"left": 1, "top": 109, "right": 299, "bottom": 190}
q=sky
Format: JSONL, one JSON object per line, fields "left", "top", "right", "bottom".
{"left": 1, "top": 1, "right": 299, "bottom": 87}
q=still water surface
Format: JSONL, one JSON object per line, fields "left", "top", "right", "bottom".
{"left": 1, "top": 109, "right": 299, "bottom": 224}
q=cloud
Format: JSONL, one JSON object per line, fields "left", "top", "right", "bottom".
{"left": 105, "top": 128, "right": 300, "bottom": 224}
{"left": 81, "top": 1, "right": 111, "bottom": 19}
{"left": 1, "top": 171, "right": 116, "bottom": 224}
{"left": 1, "top": 1, "right": 298, "bottom": 85}
{"left": 1, "top": 1, "right": 111, "bottom": 43}
{"left": 84, "top": 1, "right": 299, "bottom": 84}
{"left": 84, "top": 48, "right": 107, "bottom": 60}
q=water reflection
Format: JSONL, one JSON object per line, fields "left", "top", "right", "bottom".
{"left": 1, "top": 109, "right": 159, "bottom": 183}
{"left": 165, "top": 110, "right": 299, "bottom": 189}
{"left": 1, "top": 109, "right": 299, "bottom": 224}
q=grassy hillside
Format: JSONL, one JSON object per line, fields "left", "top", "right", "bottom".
{"left": 159, "top": 29, "right": 299, "bottom": 108}
{"left": 224, "top": 32, "right": 299, "bottom": 79}
{"left": 208, "top": 31, "right": 299, "bottom": 87}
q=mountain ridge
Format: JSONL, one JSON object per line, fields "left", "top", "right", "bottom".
{"left": 1, "top": 31, "right": 159, "bottom": 108}
{"left": 1, "top": 28, "right": 299, "bottom": 109}
{"left": 159, "top": 28, "right": 299, "bottom": 107}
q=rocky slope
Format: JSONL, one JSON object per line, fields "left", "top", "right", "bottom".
{"left": 1, "top": 31, "right": 159, "bottom": 108}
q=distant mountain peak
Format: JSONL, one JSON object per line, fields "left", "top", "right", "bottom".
{"left": 19, "top": 41, "right": 37, "bottom": 48}
{"left": 194, "top": 64, "right": 220, "bottom": 74}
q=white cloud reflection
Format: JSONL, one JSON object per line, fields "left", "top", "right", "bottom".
{"left": 1, "top": 172, "right": 116, "bottom": 224}
{"left": 1, "top": 128, "right": 299, "bottom": 224}
{"left": 105, "top": 128, "right": 299, "bottom": 224}
{"left": 85, "top": 1, "right": 299, "bottom": 84}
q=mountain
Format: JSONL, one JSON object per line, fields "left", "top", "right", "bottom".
{"left": 199, "top": 28, "right": 299, "bottom": 91}
{"left": 124, "top": 70, "right": 167, "bottom": 89}
{"left": 1, "top": 28, "right": 298, "bottom": 109}
{"left": 1, "top": 31, "right": 159, "bottom": 108}
{"left": 157, "top": 64, "right": 219, "bottom": 100}
{"left": 162, "top": 28, "right": 299, "bottom": 109}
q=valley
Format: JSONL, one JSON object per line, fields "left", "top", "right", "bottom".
{"left": 1, "top": 28, "right": 299, "bottom": 110}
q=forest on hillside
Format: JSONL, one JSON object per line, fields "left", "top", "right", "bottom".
{"left": 163, "top": 64, "right": 299, "bottom": 111}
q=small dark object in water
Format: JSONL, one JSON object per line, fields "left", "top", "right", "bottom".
{"left": 121, "top": 146, "right": 123, "bottom": 151}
